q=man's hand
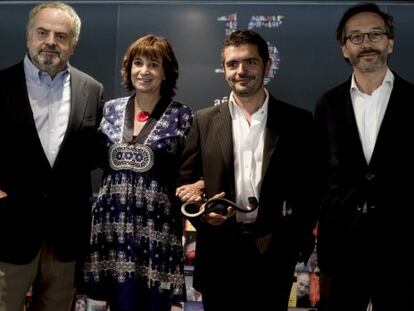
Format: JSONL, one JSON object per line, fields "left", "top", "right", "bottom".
{"left": 202, "top": 192, "right": 235, "bottom": 225}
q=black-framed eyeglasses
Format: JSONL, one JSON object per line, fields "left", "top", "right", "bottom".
{"left": 345, "top": 31, "right": 388, "bottom": 45}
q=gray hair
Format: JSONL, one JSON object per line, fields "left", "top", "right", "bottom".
{"left": 27, "top": 1, "right": 81, "bottom": 45}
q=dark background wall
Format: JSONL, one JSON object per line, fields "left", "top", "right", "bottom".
{"left": 1, "top": 1, "right": 413, "bottom": 114}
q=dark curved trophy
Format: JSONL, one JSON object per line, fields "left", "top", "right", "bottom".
{"left": 181, "top": 196, "right": 259, "bottom": 218}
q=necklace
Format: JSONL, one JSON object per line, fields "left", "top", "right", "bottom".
{"left": 136, "top": 111, "right": 150, "bottom": 122}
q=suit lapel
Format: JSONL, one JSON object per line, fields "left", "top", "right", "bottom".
{"left": 214, "top": 103, "right": 234, "bottom": 172}
{"left": 11, "top": 63, "right": 51, "bottom": 170}
{"left": 60, "top": 67, "right": 88, "bottom": 146}
{"left": 53, "top": 67, "right": 88, "bottom": 167}
{"left": 369, "top": 74, "right": 401, "bottom": 168}
{"left": 11, "top": 64, "right": 39, "bottom": 134}
{"left": 341, "top": 80, "right": 368, "bottom": 168}
{"left": 262, "top": 96, "right": 280, "bottom": 179}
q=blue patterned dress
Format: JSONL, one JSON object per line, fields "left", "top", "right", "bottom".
{"left": 83, "top": 96, "right": 192, "bottom": 311}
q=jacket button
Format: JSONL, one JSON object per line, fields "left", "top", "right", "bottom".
{"left": 365, "top": 173, "right": 375, "bottom": 181}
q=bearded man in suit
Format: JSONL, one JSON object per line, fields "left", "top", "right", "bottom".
{"left": 315, "top": 3, "right": 414, "bottom": 310}
{"left": 0, "top": 2, "right": 103, "bottom": 310}
{"left": 178, "top": 30, "right": 317, "bottom": 311}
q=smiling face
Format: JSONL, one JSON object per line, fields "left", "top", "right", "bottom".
{"left": 341, "top": 11, "right": 394, "bottom": 73}
{"left": 27, "top": 7, "right": 76, "bottom": 77}
{"left": 223, "top": 43, "right": 271, "bottom": 98}
{"left": 130, "top": 56, "right": 165, "bottom": 95}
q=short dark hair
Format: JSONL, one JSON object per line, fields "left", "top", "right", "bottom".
{"left": 336, "top": 2, "right": 395, "bottom": 46}
{"left": 221, "top": 30, "right": 269, "bottom": 66}
{"left": 121, "top": 34, "right": 179, "bottom": 98}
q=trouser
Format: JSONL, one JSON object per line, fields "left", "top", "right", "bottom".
{"left": 0, "top": 246, "right": 76, "bottom": 311}
{"left": 319, "top": 212, "right": 414, "bottom": 311}
{"left": 201, "top": 225, "right": 295, "bottom": 311}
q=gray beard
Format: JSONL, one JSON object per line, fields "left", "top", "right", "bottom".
{"left": 350, "top": 53, "right": 388, "bottom": 73}
{"left": 34, "top": 54, "right": 60, "bottom": 73}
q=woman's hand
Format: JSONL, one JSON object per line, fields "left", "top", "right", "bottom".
{"left": 176, "top": 179, "right": 205, "bottom": 202}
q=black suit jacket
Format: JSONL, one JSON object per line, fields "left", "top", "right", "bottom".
{"left": 179, "top": 95, "right": 317, "bottom": 292}
{"left": 315, "top": 73, "right": 414, "bottom": 274}
{"left": 0, "top": 61, "right": 103, "bottom": 264}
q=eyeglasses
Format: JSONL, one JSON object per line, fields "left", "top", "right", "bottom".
{"left": 345, "top": 31, "right": 388, "bottom": 45}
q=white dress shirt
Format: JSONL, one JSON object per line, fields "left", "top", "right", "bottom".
{"left": 350, "top": 69, "right": 394, "bottom": 164}
{"left": 229, "top": 89, "right": 269, "bottom": 223}
{"left": 24, "top": 55, "right": 71, "bottom": 167}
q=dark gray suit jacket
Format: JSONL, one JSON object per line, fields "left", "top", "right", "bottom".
{"left": 315, "top": 73, "right": 414, "bottom": 275}
{"left": 0, "top": 61, "right": 103, "bottom": 264}
{"left": 179, "top": 94, "right": 317, "bottom": 292}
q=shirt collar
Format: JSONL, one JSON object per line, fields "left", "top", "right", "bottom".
{"left": 229, "top": 88, "right": 269, "bottom": 120}
{"left": 24, "top": 54, "right": 70, "bottom": 83}
{"left": 350, "top": 68, "right": 394, "bottom": 95}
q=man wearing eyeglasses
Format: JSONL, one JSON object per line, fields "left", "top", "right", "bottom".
{"left": 314, "top": 2, "right": 414, "bottom": 311}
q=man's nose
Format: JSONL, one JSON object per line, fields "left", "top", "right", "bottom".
{"left": 44, "top": 33, "right": 57, "bottom": 45}
{"left": 236, "top": 62, "right": 247, "bottom": 74}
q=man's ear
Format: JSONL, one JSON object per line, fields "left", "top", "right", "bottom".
{"left": 387, "top": 38, "right": 394, "bottom": 55}
{"left": 264, "top": 58, "right": 272, "bottom": 77}
{"left": 341, "top": 44, "right": 350, "bottom": 60}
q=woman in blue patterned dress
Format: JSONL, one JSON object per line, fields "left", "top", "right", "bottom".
{"left": 83, "top": 35, "right": 192, "bottom": 311}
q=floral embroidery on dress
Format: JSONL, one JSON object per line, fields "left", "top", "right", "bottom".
{"left": 83, "top": 96, "right": 192, "bottom": 310}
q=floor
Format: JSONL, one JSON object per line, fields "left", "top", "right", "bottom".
{"left": 183, "top": 303, "right": 316, "bottom": 311}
